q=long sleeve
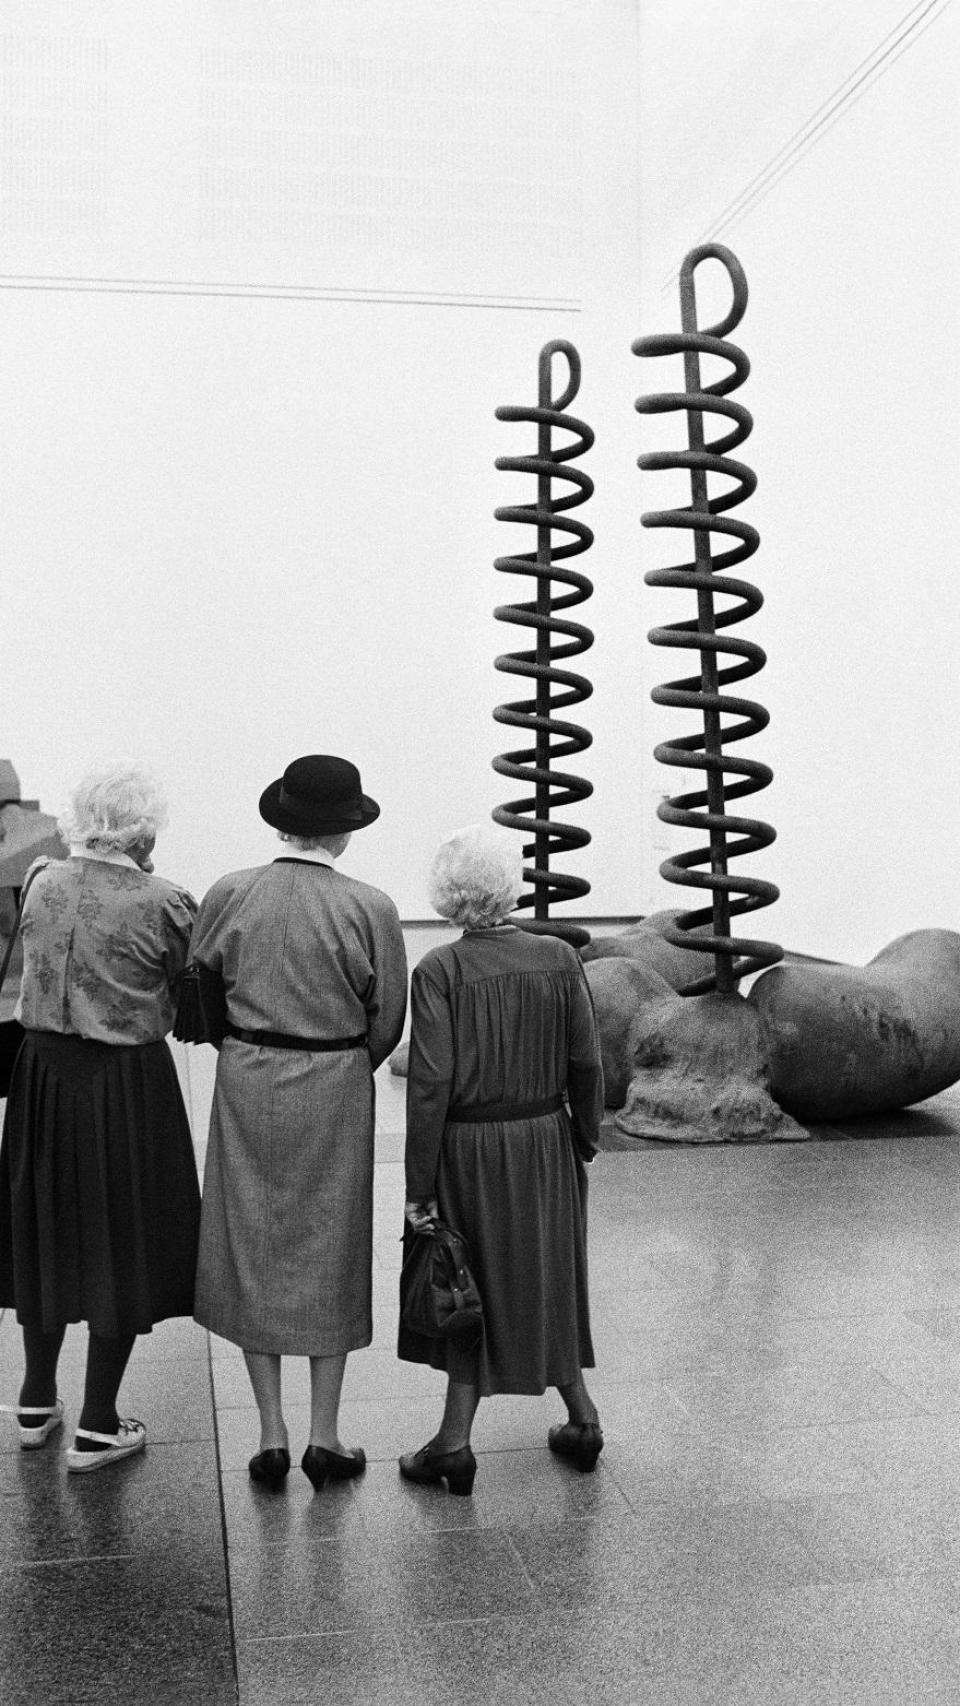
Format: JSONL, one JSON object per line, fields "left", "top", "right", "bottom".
{"left": 364, "top": 898, "right": 408, "bottom": 1070}
{"left": 566, "top": 964, "right": 604, "bottom": 1162}
{"left": 404, "top": 959, "right": 455, "bottom": 1200}
{"left": 160, "top": 886, "right": 199, "bottom": 998}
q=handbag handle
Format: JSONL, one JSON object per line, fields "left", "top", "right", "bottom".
{"left": 0, "top": 862, "right": 47, "bottom": 997}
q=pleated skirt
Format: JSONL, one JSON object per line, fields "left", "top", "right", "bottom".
{"left": 0, "top": 1031, "right": 201, "bottom": 1336}
{"left": 398, "top": 1109, "right": 595, "bottom": 1395}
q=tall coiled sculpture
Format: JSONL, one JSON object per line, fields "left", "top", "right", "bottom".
{"left": 633, "top": 244, "right": 782, "bottom": 995}
{"left": 492, "top": 340, "right": 595, "bottom": 940}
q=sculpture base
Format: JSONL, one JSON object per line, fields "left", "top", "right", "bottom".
{"left": 750, "top": 930, "right": 960, "bottom": 1121}
{"left": 615, "top": 990, "right": 807, "bottom": 1145}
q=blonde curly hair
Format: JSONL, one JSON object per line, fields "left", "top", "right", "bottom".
{"left": 58, "top": 762, "right": 169, "bottom": 854}
{"left": 428, "top": 823, "right": 524, "bottom": 930}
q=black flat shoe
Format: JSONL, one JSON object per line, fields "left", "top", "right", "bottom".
{"left": 248, "top": 1447, "right": 290, "bottom": 1491}
{"left": 301, "top": 1444, "right": 366, "bottom": 1489}
{"left": 548, "top": 1421, "right": 603, "bottom": 1473}
{"left": 398, "top": 1441, "right": 477, "bottom": 1496}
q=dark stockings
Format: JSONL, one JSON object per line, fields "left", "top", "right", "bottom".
{"left": 557, "top": 1373, "right": 600, "bottom": 1426}
{"left": 436, "top": 1341, "right": 481, "bottom": 1453}
{"left": 78, "top": 1333, "right": 136, "bottom": 1437}
{"left": 19, "top": 1323, "right": 66, "bottom": 1413}
{"left": 19, "top": 1324, "right": 136, "bottom": 1443}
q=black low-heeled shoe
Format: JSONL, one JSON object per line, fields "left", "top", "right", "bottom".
{"left": 398, "top": 1441, "right": 477, "bottom": 1496}
{"left": 248, "top": 1446, "right": 291, "bottom": 1491}
{"left": 547, "top": 1421, "right": 604, "bottom": 1473}
{"left": 301, "top": 1444, "right": 366, "bottom": 1490}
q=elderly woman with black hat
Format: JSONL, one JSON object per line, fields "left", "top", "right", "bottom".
{"left": 190, "top": 755, "right": 407, "bottom": 1493}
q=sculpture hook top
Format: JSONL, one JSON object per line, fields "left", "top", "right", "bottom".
{"left": 538, "top": 339, "right": 581, "bottom": 414}
{"left": 492, "top": 340, "right": 595, "bottom": 944}
{"left": 679, "top": 243, "right": 749, "bottom": 342}
{"left": 634, "top": 243, "right": 781, "bottom": 994}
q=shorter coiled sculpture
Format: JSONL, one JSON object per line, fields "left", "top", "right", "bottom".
{"left": 633, "top": 244, "right": 782, "bottom": 994}
{"left": 492, "top": 340, "right": 595, "bottom": 933}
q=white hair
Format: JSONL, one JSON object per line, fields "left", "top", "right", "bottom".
{"left": 428, "top": 823, "right": 524, "bottom": 930}
{"left": 59, "top": 762, "right": 169, "bottom": 854}
{"left": 277, "top": 830, "right": 351, "bottom": 856}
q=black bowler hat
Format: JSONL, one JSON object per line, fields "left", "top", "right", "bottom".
{"left": 259, "top": 755, "right": 380, "bottom": 834}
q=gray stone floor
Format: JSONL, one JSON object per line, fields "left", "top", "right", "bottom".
{"left": 3, "top": 1062, "right": 960, "bottom": 1703}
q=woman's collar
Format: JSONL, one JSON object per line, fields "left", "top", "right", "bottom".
{"left": 69, "top": 845, "right": 141, "bottom": 870}
{"left": 273, "top": 847, "right": 335, "bottom": 868}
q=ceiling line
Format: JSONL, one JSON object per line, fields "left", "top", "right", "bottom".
{"left": 658, "top": 0, "right": 954, "bottom": 293}
{"left": 0, "top": 278, "right": 581, "bottom": 312}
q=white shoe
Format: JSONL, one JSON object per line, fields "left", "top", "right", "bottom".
{"left": 65, "top": 1417, "right": 146, "bottom": 1473}
{"left": 0, "top": 1397, "right": 65, "bottom": 1449}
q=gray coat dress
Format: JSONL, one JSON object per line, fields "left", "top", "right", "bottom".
{"left": 191, "top": 857, "right": 407, "bottom": 1354}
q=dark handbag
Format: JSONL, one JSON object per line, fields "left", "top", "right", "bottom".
{"left": 172, "top": 961, "right": 227, "bottom": 1046}
{"left": 0, "top": 1018, "right": 25, "bottom": 1098}
{"left": 172, "top": 962, "right": 205, "bottom": 1043}
{"left": 0, "top": 862, "right": 45, "bottom": 1098}
{"left": 399, "top": 1218, "right": 484, "bottom": 1345}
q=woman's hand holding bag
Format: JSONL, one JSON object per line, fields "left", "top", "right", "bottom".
{"left": 399, "top": 1214, "right": 484, "bottom": 1347}
{"left": 404, "top": 1198, "right": 439, "bottom": 1233}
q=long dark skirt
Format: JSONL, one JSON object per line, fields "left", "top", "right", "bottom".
{"left": 0, "top": 1031, "right": 200, "bottom": 1336}
{"left": 398, "top": 1109, "right": 595, "bottom": 1396}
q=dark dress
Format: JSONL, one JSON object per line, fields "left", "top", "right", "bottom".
{"left": 399, "top": 926, "right": 604, "bottom": 1395}
{"left": 0, "top": 855, "right": 201, "bottom": 1337}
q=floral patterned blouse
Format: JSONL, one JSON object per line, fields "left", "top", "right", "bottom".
{"left": 15, "top": 855, "right": 197, "bottom": 1045}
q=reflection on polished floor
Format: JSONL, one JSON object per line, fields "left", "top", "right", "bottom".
{"left": 3, "top": 1056, "right": 960, "bottom": 1704}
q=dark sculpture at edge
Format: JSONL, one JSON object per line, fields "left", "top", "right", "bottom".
{"left": 0, "top": 762, "right": 65, "bottom": 1027}
{"left": 585, "top": 244, "right": 960, "bottom": 1136}
{"left": 491, "top": 340, "right": 595, "bottom": 949}
{"left": 583, "top": 244, "right": 801, "bottom": 1142}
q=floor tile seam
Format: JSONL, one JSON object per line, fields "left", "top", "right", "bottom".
{"left": 723, "top": 1417, "right": 954, "bottom": 1457}
{"left": 654, "top": 1351, "right": 951, "bottom": 1384}
{"left": 870, "top": 1367, "right": 939, "bottom": 1416}
{"left": 364, "top": 1603, "right": 542, "bottom": 1632}
{"left": 749, "top": 1493, "right": 855, "bottom": 1591}
{"left": 663, "top": 1405, "right": 931, "bottom": 1437}
{"left": 204, "top": 1326, "right": 243, "bottom": 1706}
{"left": 596, "top": 1453, "right": 717, "bottom": 1517}
{"left": 763, "top": 1305, "right": 954, "bottom": 1326}
{"left": 233, "top": 1607, "right": 539, "bottom": 1643}
{"left": 498, "top": 1524, "right": 550, "bottom": 1607}
{"left": 236, "top": 1628, "right": 405, "bottom": 1653}
{"left": 225, "top": 1503, "right": 617, "bottom": 1556}
{"left": 222, "top": 1507, "right": 630, "bottom": 1553}
{"left": 589, "top": 1355, "right": 927, "bottom": 1384}
{"left": 654, "top": 1376, "right": 697, "bottom": 1425}
{"left": 0, "top": 1550, "right": 137, "bottom": 1571}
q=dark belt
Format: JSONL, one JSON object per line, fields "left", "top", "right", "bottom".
{"left": 446, "top": 1091, "right": 566, "bottom": 1125}
{"left": 225, "top": 1024, "right": 366, "bottom": 1052}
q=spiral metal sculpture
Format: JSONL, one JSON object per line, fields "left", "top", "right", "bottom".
{"left": 633, "top": 244, "right": 782, "bottom": 995}
{"left": 492, "top": 340, "right": 595, "bottom": 938}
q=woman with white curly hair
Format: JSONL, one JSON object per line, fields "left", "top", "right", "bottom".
{"left": 0, "top": 762, "right": 200, "bottom": 1472}
{"left": 398, "top": 823, "right": 604, "bottom": 1496}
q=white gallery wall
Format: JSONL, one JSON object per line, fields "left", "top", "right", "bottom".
{"left": 1, "top": 0, "right": 957, "bottom": 960}
{"left": 635, "top": 0, "right": 959, "bottom": 963}
{"left": 0, "top": 0, "right": 644, "bottom": 917}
